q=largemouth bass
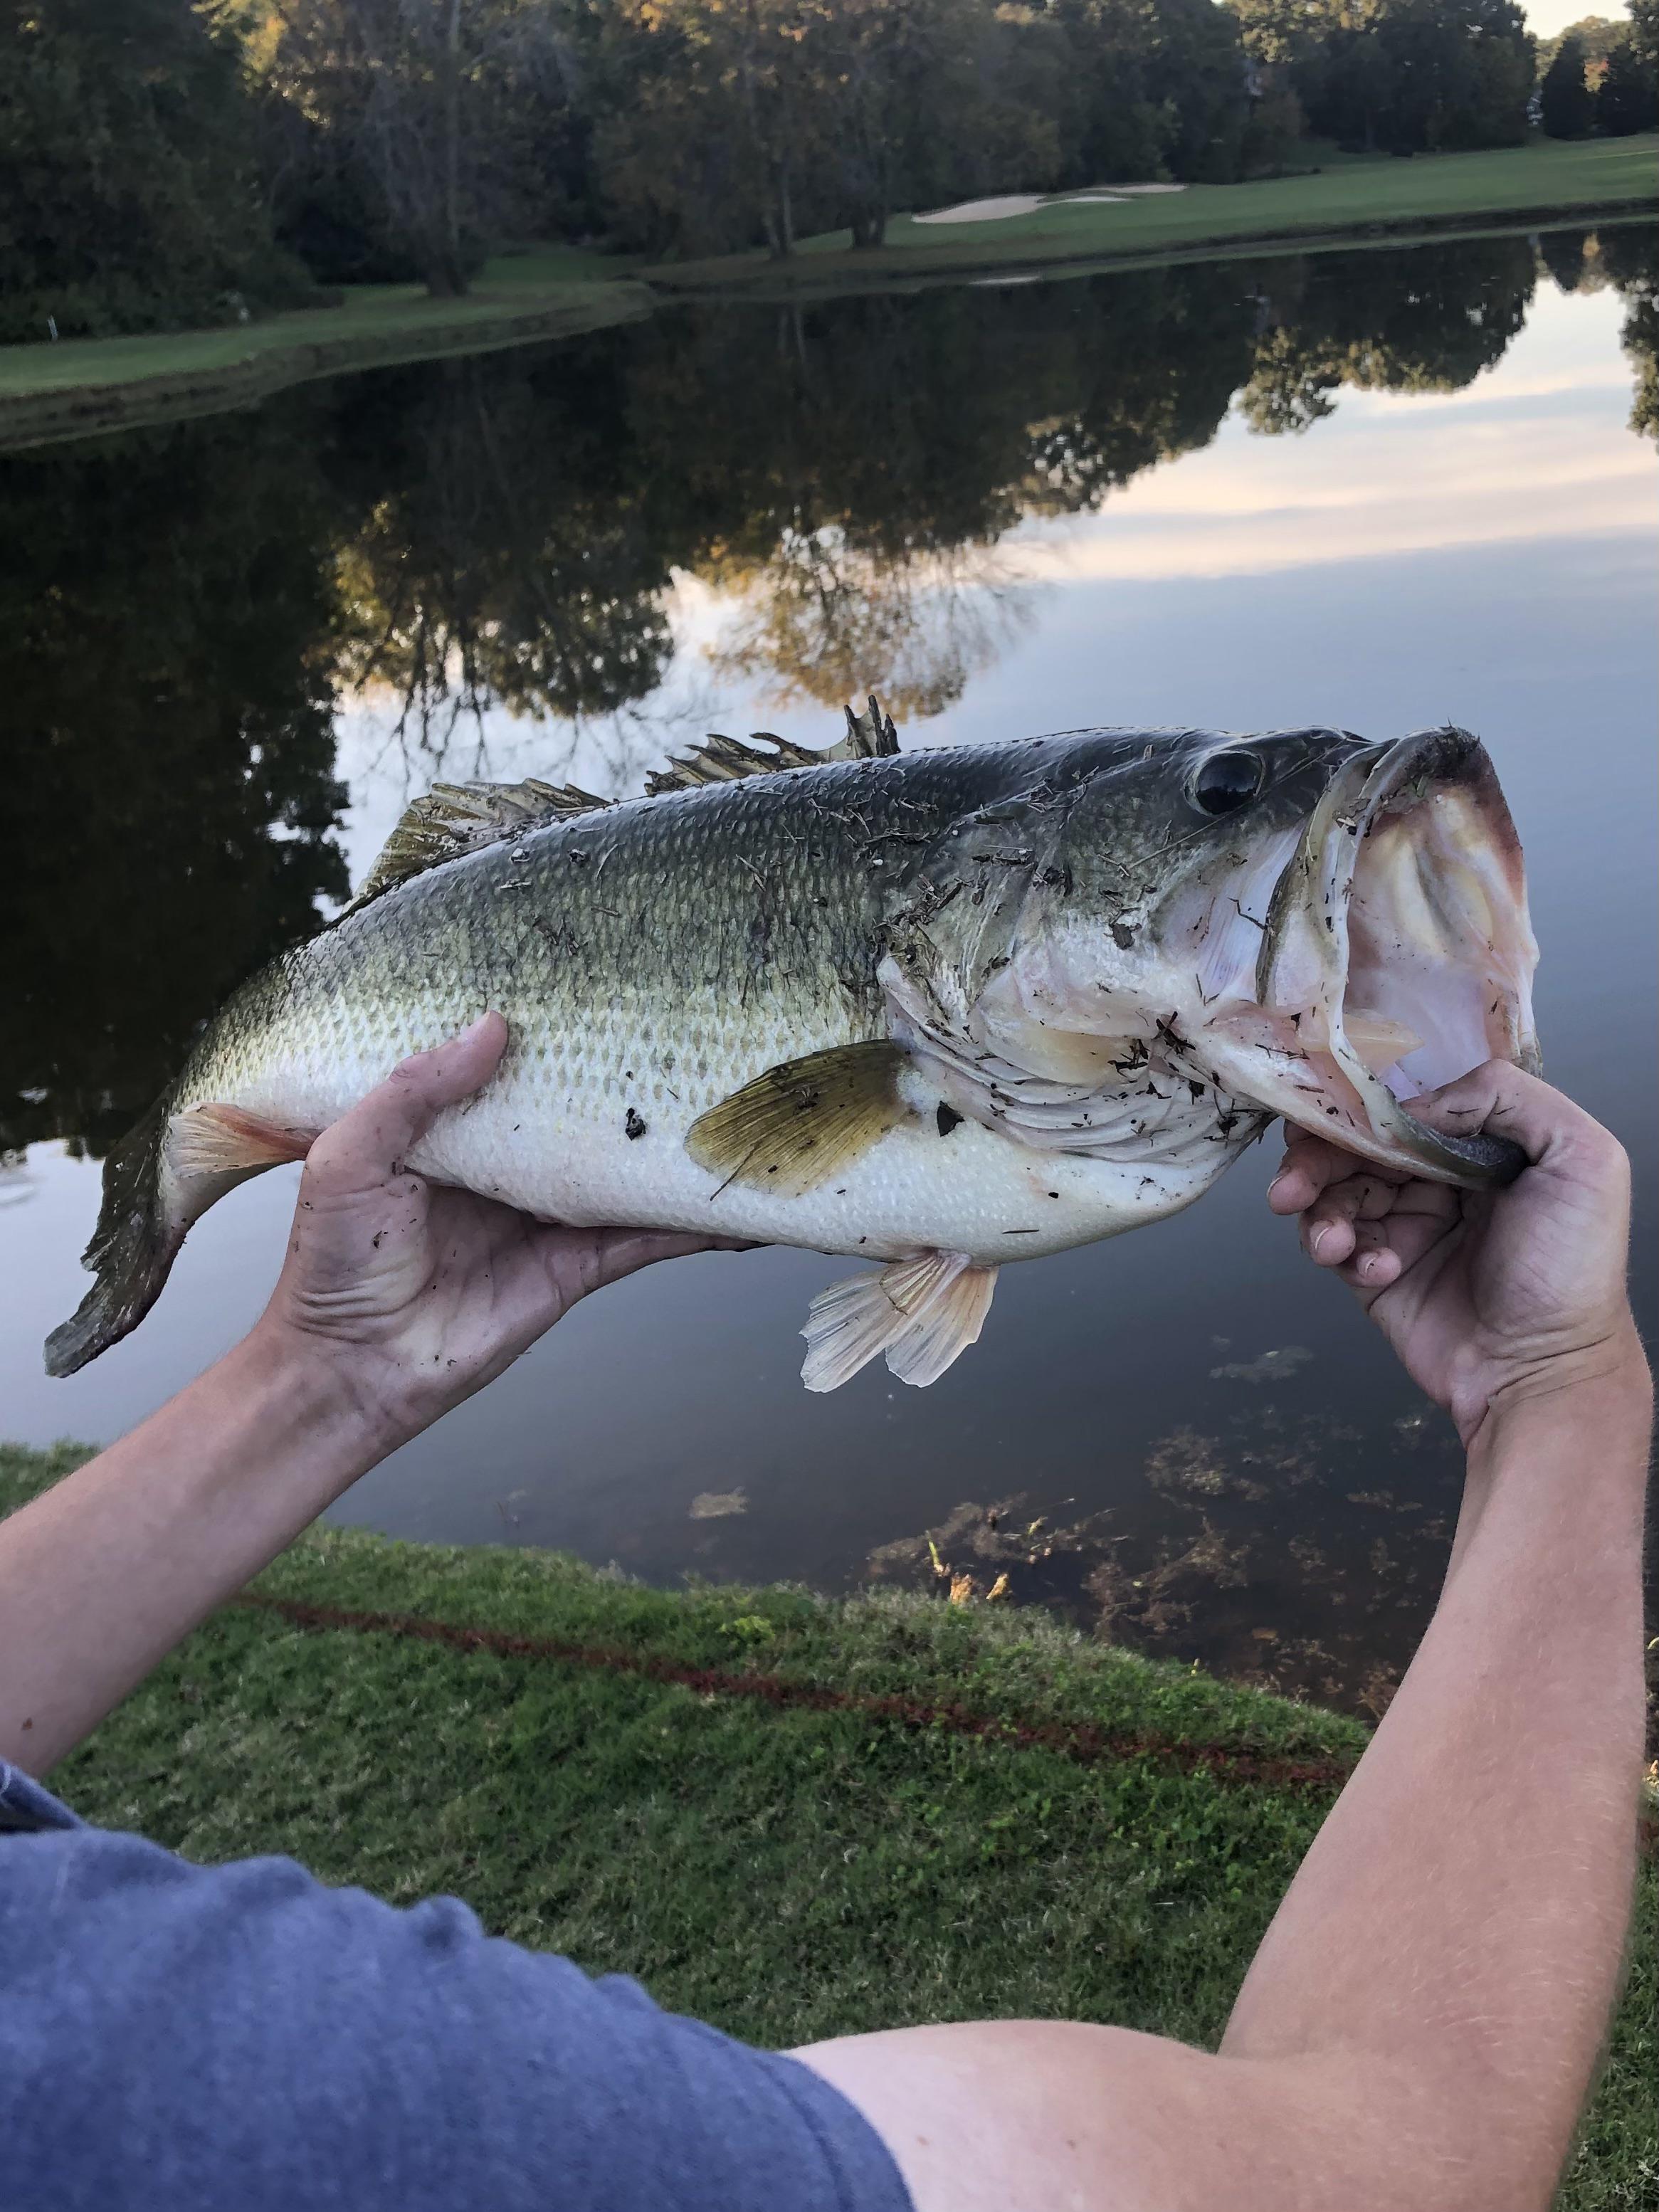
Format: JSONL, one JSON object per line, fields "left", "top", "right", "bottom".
{"left": 47, "top": 710, "right": 1537, "bottom": 1391}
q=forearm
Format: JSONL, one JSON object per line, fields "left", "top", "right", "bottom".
{"left": 1222, "top": 1351, "right": 1652, "bottom": 2203}
{"left": 0, "top": 1330, "right": 391, "bottom": 1774}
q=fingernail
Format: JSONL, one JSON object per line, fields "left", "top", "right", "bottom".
{"left": 1312, "top": 1226, "right": 1334, "bottom": 1256}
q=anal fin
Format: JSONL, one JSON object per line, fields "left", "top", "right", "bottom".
{"left": 801, "top": 1250, "right": 997, "bottom": 1393}
{"left": 169, "top": 1104, "right": 315, "bottom": 1179}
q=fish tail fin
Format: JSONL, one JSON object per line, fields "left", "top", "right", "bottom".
{"left": 800, "top": 1250, "right": 998, "bottom": 1394}
{"left": 44, "top": 1100, "right": 311, "bottom": 1377}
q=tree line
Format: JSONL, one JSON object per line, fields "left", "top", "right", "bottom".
{"left": 1537, "top": 10, "right": 1659, "bottom": 139}
{"left": 6, "top": 0, "right": 1650, "bottom": 339}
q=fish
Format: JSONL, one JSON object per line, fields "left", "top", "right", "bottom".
{"left": 46, "top": 707, "right": 1538, "bottom": 1392}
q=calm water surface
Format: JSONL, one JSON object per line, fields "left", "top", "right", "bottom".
{"left": 5, "top": 228, "right": 1655, "bottom": 1713}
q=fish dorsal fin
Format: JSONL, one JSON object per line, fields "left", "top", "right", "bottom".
{"left": 643, "top": 695, "right": 900, "bottom": 799}
{"left": 342, "top": 777, "right": 613, "bottom": 917}
{"left": 841, "top": 694, "right": 900, "bottom": 758}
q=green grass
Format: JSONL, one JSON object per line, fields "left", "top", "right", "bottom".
{"left": 0, "top": 248, "right": 653, "bottom": 451}
{"left": 656, "top": 134, "right": 1659, "bottom": 293}
{"left": 0, "top": 244, "right": 640, "bottom": 398}
{"left": 2, "top": 1443, "right": 1650, "bottom": 2203}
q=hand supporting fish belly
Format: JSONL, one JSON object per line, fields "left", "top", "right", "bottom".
{"left": 46, "top": 710, "right": 1537, "bottom": 1392}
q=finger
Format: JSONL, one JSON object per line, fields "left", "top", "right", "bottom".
{"left": 305, "top": 1013, "right": 510, "bottom": 1194}
{"left": 1401, "top": 1059, "right": 1610, "bottom": 1182}
{"left": 1268, "top": 1128, "right": 1406, "bottom": 1216}
{"left": 1333, "top": 1216, "right": 1403, "bottom": 1292}
{"left": 1298, "top": 1173, "right": 1408, "bottom": 1265}
{"left": 1300, "top": 1201, "right": 1357, "bottom": 1268}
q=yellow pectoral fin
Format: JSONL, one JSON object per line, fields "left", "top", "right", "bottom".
{"left": 685, "top": 1041, "right": 910, "bottom": 1199}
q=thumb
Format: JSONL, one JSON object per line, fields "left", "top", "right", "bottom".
{"left": 303, "top": 1013, "right": 510, "bottom": 1196}
{"left": 1401, "top": 1060, "right": 1592, "bottom": 1182}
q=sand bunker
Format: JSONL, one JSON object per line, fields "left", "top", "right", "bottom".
{"left": 914, "top": 195, "right": 1044, "bottom": 224}
{"left": 914, "top": 182, "right": 1186, "bottom": 224}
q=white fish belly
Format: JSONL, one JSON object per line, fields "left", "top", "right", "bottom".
{"left": 201, "top": 1001, "right": 1231, "bottom": 1269}
{"left": 400, "top": 1087, "right": 1227, "bottom": 1266}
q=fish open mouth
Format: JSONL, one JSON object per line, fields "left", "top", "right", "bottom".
{"left": 1219, "top": 728, "right": 1539, "bottom": 1184}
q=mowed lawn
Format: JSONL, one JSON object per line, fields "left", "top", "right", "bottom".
{"left": 0, "top": 247, "right": 648, "bottom": 405}
{"left": 2, "top": 1443, "right": 1650, "bottom": 2208}
{"left": 658, "top": 133, "right": 1659, "bottom": 290}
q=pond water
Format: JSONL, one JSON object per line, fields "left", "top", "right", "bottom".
{"left": 4, "top": 226, "right": 1654, "bottom": 1715}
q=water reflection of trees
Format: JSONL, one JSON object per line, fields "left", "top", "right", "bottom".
{"left": 1538, "top": 222, "right": 1657, "bottom": 440}
{"left": 1238, "top": 236, "right": 1537, "bottom": 433}
{"left": 6, "top": 227, "right": 1649, "bottom": 1164}
{"left": 332, "top": 235, "right": 1560, "bottom": 731}
{"left": 1, "top": 413, "right": 349, "bottom": 1154}
{"left": 328, "top": 347, "right": 678, "bottom": 756}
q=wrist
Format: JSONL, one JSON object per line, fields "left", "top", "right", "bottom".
{"left": 230, "top": 1321, "right": 414, "bottom": 1485}
{"left": 1468, "top": 1324, "right": 1653, "bottom": 1474}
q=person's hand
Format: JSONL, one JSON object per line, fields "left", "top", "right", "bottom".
{"left": 251, "top": 1013, "right": 744, "bottom": 1443}
{"left": 1267, "top": 1062, "right": 1645, "bottom": 1445}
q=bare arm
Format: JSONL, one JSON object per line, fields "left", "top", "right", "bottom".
{"left": 799, "top": 1065, "right": 1651, "bottom": 2212}
{"left": 4, "top": 1039, "right": 1647, "bottom": 2210}
{"left": 0, "top": 1016, "right": 738, "bottom": 1774}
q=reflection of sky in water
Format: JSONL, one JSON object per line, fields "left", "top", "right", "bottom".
{"left": 330, "top": 283, "right": 1647, "bottom": 873}
{"left": 4, "top": 271, "right": 1653, "bottom": 1712}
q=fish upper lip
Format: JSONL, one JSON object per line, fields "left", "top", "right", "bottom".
{"left": 1256, "top": 725, "right": 1485, "bottom": 1001}
{"left": 1253, "top": 725, "right": 1536, "bottom": 1186}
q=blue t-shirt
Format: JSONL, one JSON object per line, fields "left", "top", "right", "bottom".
{"left": 0, "top": 1760, "right": 912, "bottom": 2211}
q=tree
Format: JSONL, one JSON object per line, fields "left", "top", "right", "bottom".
{"left": 1596, "top": 36, "right": 1659, "bottom": 133}
{"left": 1534, "top": 14, "right": 1629, "bottom": 84}
{"left": 263, "top": 0, "right": 559, "bottom": 295}
{"left": 0, "top": 0, "right": 308, "bottom": 341}
{"left": 1539, "top": 33, "right": 1596, "bottom": 136}
{"left": 584, "top": 0, "right": 825, "bottom": 260}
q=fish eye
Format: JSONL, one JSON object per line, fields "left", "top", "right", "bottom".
{"left": 1191, "top": 750, "right": 1265, "bottom": 817}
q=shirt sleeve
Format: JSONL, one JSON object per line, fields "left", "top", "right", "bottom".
{"left": 0, "top": 1818, "right": 913, "bottom": 2212}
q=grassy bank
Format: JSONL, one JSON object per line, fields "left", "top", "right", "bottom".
{"left": 3, "top": 1443, "right": 1650, "bottom": 2206}
{"left": 657, "top": 135, "right": 1659, "bottom": 295}
{"left": 0, "top": 248, "right": 651, "bottom": 453}
{"left": 1, "top": 137, "right": 1653, "bottom": 453}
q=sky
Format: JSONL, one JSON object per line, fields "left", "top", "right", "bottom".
{"left": 1522, "top": 0, "right": 1628, "bottom": 36}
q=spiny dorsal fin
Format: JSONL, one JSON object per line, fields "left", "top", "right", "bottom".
{"left": 342, "top": 777, "right": 613, "bottom": 917}
{"left": 685, "top": 1040, "right": 910, "bottom": 1199}
{"left": 841, "top": 694, "right": 900, "bottom": 759}
{"left": 644, "top": 695, "right": 900, "bottom": 798}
